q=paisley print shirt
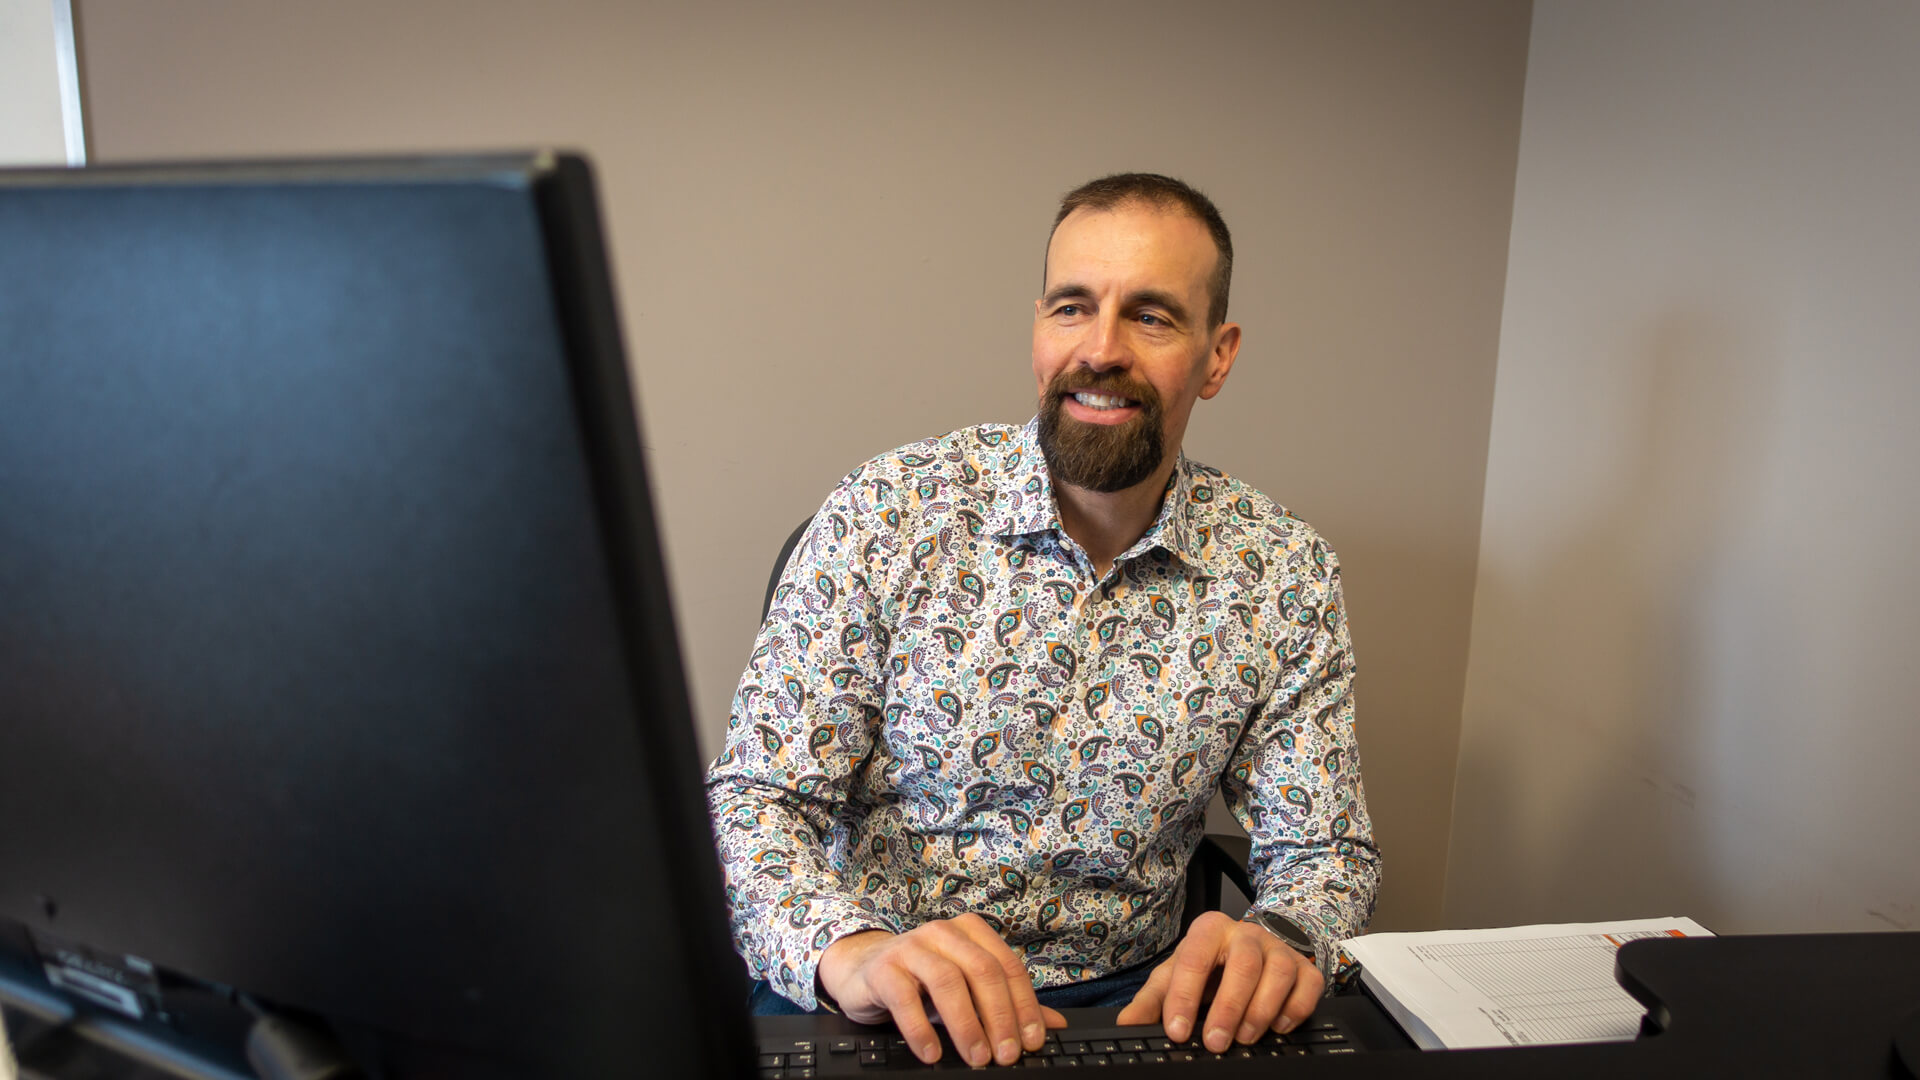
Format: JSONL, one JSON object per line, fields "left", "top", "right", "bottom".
{"left": 706, "top": 420, "right": 1379, "bottom": 1009}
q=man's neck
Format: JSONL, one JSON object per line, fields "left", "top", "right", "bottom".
{"left": 1053, "top": 456, "right": 1179, "bottom": 579}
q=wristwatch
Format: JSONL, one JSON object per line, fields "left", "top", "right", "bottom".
{"left": 1243, "top": 909, "right": 1316, "bottom": 958}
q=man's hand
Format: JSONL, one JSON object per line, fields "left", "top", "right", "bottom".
{"left": 1115, "top": 911, "right": 1323, "bottom": 1052}
{"left": 816, "top": 914, "right": 1067, "bottom": 1067}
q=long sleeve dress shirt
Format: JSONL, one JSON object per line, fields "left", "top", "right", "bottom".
{"left": 706, "top": 420, "right": 1379, "bottom": 1009}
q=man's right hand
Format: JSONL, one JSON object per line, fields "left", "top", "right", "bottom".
{"left": 815, "top": 914, "right": 1067, "bottom": 1067}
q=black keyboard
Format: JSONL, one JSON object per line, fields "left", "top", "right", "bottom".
{"left": 756, "top": 1016, "right": 1365, "bottom": 1075}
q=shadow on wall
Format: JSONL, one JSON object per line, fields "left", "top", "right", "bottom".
{"left": 1451, "top": 306, "right": 1782, "bottom": 927}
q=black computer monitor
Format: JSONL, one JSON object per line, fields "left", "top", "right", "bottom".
{"left": 0, "top": 154, "right": 752, "bottom": 1078}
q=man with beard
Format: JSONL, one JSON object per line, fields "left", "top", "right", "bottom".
{"left": 707, "top": 174, "right": 1379, "bottom": 1068}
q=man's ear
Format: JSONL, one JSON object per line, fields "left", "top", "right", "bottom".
{"left": 1197, "top": 322, "right": 1241, "bottom": 400}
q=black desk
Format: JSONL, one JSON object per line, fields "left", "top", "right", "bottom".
{"left": 6, "top": 931, "right": 1917, "bottom": 1076}
{"left": 758, "top": 932, "right": 1920, "bottom": 1078}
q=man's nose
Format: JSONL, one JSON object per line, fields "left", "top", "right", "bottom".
{"left": 1080, "top": 311, "right": 1132, "bottom": 371}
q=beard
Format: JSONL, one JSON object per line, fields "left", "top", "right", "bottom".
{"left": 1035, "top": 368, "right": 1166, "bottom": 493}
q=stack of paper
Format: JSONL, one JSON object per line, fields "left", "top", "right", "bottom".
{"left": 1340, "top": 917, "right": 1713, "bottom": 1049}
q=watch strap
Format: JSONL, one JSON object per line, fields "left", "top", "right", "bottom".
{"left": 1243, "top": 909, "right": 1316, "bottom": 957}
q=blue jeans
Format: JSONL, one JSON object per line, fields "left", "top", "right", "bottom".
{"left": 748, "top": 949, "right": 1171, "bottom": 1015}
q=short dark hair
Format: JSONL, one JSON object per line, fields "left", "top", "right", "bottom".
{"left": 1047, "top": 173, "right": 1234, "bottom": 327}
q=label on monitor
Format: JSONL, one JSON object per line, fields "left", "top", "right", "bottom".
{"left": 29, "top": 929, "right": 163, "bottom": 1021}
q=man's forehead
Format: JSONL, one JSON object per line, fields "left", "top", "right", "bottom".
{"left": 1044, "top": 201, "right": 1218, "bottom": 291}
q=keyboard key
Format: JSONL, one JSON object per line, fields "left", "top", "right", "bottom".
{"left": 789, "top": 1071, "right": 814, "bottom": 1080}
{"left": 789, "top": 1053, "right": 814, "bottom": 1067}
{"left": 757, "top": 1070, "right": 782, "bottom": 1080}
{"left": 1078, "top": 1054, "right": 1109, "bottom": 1066}
{"left": 857, "top": 1049, "right": 886, "bottom": 1066}
{"left": 1019, "top": 1058, "right": 1052, "bottom": 1068}
{"left": 1167, "top": 1050, "right": 1196, "bottom": 1062}
{"left": 1090, "top": 1040, "right": 1119, "bottom": 1054}
{"left": 828, "top": 1038, "right": 858, "bottom": 1054}
{"left": 1112, "top": 1052, "right": 1138, "bottom": 1065}
{"left": 1140, "top": 1051, "right": 1168, "bottom": 1064}
{"left": 1148, "top": 1038, "right": 1173, "bottom": 1051}
{"left": 1119, "top": 1039, "right": 1147, "bottom": 1052}
{"left": 1299, "top": 1030, "right": 1348, "bottom": 1044}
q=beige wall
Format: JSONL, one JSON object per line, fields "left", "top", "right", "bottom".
{"left": 75, "top": 0, "right": 1532, "bottom": 931}
{"left": 1, "top": 0, "right": 71, "bottom": 165}
{"left": 1448, "top": 2, "right": 1920, "bottom": 933}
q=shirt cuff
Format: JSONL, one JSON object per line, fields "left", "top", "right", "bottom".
{"left": 1247, "top": 904, "right": 1346, "bottom": 988}
{"left": 771, "top": 907, "right": 899, "bottom": 1012}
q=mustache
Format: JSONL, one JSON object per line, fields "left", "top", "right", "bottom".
{"left": 1044, "top": 369, "right": 1162, "bottom": 409}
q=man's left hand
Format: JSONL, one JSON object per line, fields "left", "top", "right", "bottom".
{"left": 1114, "top": 911, "right": 1323, "bottom": 1051}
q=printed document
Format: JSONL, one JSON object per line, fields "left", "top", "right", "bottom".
{"left": 1340, "top": 917, "right": 1713, "bottom": 1050}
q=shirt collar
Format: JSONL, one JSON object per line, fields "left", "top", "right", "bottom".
{"left": 985, "top": 417, "right": 1208, "bottom": 568}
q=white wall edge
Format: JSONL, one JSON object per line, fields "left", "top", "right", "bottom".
{"left": 51, "top": 0, "right": 85, "bottom": 164}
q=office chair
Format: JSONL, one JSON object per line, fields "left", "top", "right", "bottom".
{"left": 761, "top": 517, "right": 1256, "bottom": 935}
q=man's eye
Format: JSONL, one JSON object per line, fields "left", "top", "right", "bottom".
{"left": 1056, "top": 304, "right": 1082, "bottom": 317}
{"left": 1139, "top": 313, "right": 1165, "bottom": 326}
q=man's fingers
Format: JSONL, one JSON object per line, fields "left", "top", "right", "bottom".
{"left": 965, "top": 923, "right": 1050, "bottom": 1053}
{"left": 1276, "top": 955, "right": 1325, "bottom": 1035}
{"left": 1158, "top": 930, "right": 1225, "bottom": 1044}
{"left": 1233, "top": 948, "right": 1298, "bottom": 1044}
{"left": 1114, "top": 960, "right": 1173, "bottom": 1026}
{"left": 865, "top": 961, "right": 943, "bottom": 1064}
{"left": 824, "top": 917, "right": 1065, "bottom": 1066}
{"left": 898, "top": 947, "right": 993, "bottom": 1068}
{"left": 825, "top": 916, "right": 1073, "bottom": 1066}
{"left": 1200, "top": 932, "right": 1268, "bottom": 1052}
{"left": 901, "top": 938, "right": 1019, "bottom": 1068}
{"left": 1114, "top": 917, "right": 1326, "bottom": 1050}
{"left": 953, "top": 938, "right": 1027, "bottom": 1066}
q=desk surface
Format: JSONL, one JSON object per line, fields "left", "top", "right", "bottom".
{"left": 7, "top": 931, "right": 1918, "bottom": 1077}
{"left": 758, "top": 932, "right": 1920, "bottom": 1078}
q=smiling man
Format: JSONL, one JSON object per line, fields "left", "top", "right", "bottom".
{"left": 707, "top": 173, "right": 1379, "bottom": 1067}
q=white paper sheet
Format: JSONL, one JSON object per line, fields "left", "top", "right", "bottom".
{"left": 1341, "top": 916, "right": 1713, "bottom": 1049}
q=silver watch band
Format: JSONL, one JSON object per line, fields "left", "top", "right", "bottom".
{"left": 1243, "top": 909, "right": 1316, "bottom": 957}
